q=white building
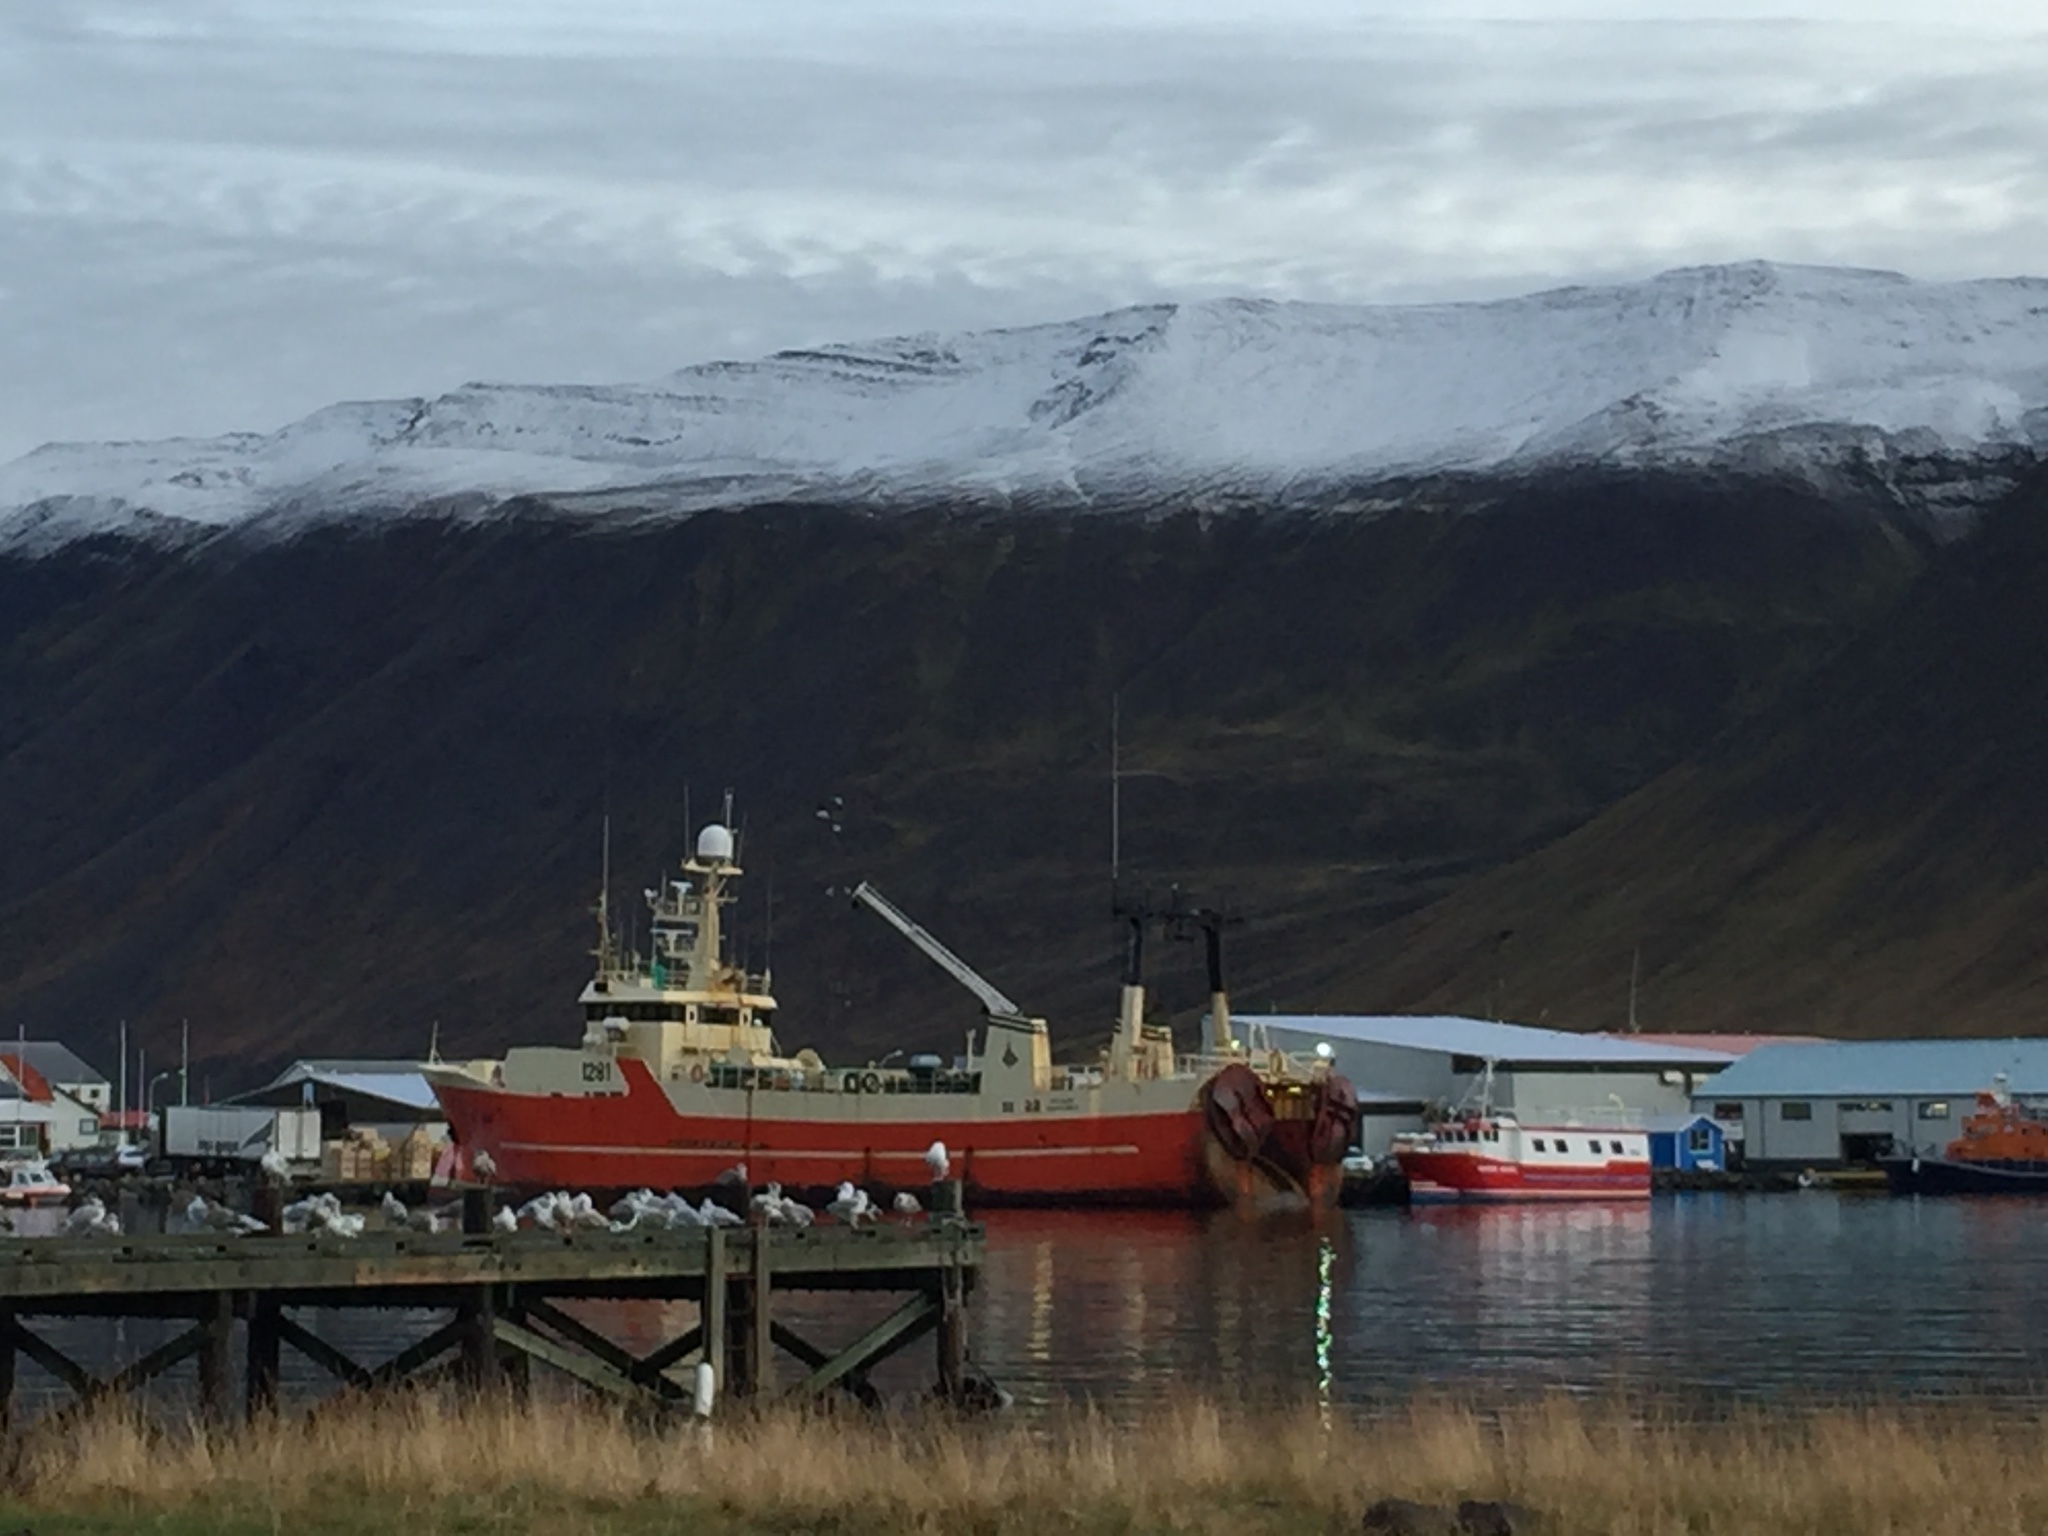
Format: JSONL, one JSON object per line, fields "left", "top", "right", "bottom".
{"left": 1236, "top": 1014, "right": 1739, "bottom": 1157}
{"left": 0, "top": 1045, "right": 111, "bottom": 1155}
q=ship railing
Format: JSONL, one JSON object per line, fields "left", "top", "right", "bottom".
{"left": 1525, "top": 1106, "right": 1648, "bottom": 1129}
{"left": 1177, "top": 1050, "right": 1327, "bottom": 1082}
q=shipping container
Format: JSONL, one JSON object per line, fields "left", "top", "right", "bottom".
{"left": 163, "top": 1105, "right": 322, "bottom": 1165}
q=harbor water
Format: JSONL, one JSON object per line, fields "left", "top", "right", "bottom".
{"left": 11, "top": 1192, "right": 2048, "bottom": 1417}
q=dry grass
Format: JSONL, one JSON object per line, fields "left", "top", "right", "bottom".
{"left": 10, "top": 1391, "right": 2048, "bottom": 1535}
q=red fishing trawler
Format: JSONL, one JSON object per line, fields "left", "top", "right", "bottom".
{"left": 429, "top": 817, "right": 1358, "bottom": 1207}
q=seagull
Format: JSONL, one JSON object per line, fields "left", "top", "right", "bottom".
{"left": 893, "top": 1191, "right": 923, "bottom": 1221}
{"left": 471, "top": 1148, "right": 498, "bottom": 1182}
{"left": 925, "top": 1141, "right": 950, "bottom": 1181}
{"left": 259, "top": 1147, "right": 292, "bottom": 1181}
{"left": 380, "top": 1190, "right": 409, "bottom": 1226}
{"left": 696, "top": 1198, "right": 744, "bottom": 1228}
{"left": 63, "top": 1197, "right": 122, "bottom": 1237}
{"left": 566, "top": 1193, "right": 610, "bottom": 1231}
{"left": 491, "top": 1203, "right": 519, "bottom": 1233}
{"left": 282, "top": 1191, "right": 361, "bottom": 1238}
{"left": 827, "top": 1181, "right": 874, "bottom": 1226}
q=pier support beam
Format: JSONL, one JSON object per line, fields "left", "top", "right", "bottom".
{"left": 195, "top": 1290, "right": 236, "bottom": 1428}
{"left": 458, "top": 1285, "right": 499, "bottom": 1393}
{"left": 245, "top": 1293, "right": 282, "bottom": 1418}
{"left": 702, "top": 1227, "right": 728, "bottom": 1401}
{"left": 0, "top": 1308, "right": 14, "bottom": 1435}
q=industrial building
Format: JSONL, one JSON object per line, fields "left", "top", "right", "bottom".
{"left": 226, "top": 1058, "right": 456, "bottom": 1142}
{"left": 1238, "top": 1014, "right": 1739, "bottom": 1156}
{"left": 1691, "top": 1038, "right": 2048, "bottom": 1170}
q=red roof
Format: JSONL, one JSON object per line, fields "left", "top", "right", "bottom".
{"left": 0, "top": 1054, "right": 54, "bottom": 1103}
{"left": 100, "top": 1109, "right": 151, "bottom": 1131}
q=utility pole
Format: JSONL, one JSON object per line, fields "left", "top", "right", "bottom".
{"left": 180, "top": 1019, "right": 189, "bottom": 1107}
{"left": 117, "top": 1019, "right": 128, "bottom": 1140}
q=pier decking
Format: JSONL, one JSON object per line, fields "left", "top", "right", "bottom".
{"left": 0, "top": 1210, "right": 985, "bottom": 1425}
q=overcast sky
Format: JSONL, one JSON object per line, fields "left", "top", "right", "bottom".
{"left": 2, "top": 0, "right": 2045, "bottom": 463}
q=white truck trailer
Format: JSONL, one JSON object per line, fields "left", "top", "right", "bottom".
{"left": 161, "top": 1105, "right": 322, "bottom": 1168}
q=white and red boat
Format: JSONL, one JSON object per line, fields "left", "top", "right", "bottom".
{"left": 429, "top": 818, "right": 1358, "bottom": 1208}
{"left": 1392, "top": 1092, "right": 1651, "bottom": 1202}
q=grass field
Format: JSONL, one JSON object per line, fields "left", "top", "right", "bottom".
{"left": 8, "top": 1391, "right": 2048, "bottom": 1535}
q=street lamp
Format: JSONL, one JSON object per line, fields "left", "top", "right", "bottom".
{"left": 144, "top": 1070, "right": 173, "bottom": 1123}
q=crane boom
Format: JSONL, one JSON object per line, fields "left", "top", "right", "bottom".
{"left": 849, "top": 881, "right": 1026, "bottom": 1020}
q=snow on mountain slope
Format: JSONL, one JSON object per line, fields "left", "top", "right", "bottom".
{"left": 6, "top": 261, "right": 2048, "bottom": 549}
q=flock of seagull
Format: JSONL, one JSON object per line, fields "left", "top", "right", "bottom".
{"left": 60, "top": 1140, "right": 956, "bottom": 1242}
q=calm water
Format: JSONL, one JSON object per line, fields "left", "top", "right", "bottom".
{"left": 16, "top": 1193, "right": 2048, "bottom": 1417}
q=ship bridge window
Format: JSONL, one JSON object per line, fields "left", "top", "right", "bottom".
{"left": 701, "top": 1006, "right": 741, "bottom": 1027}
{"left": 1532, "top": 1138, "right": 1547, "bottom": 1152}
{"left": 1611, "top": 1140, "right": 1625, "bottom": 1155}
{"left": 1919, "top": 1101, "right": 1951, "bottom": 1120}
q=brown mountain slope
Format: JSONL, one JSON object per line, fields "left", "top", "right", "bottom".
{"left": 1324, "top": 466, "right": 2048, "bottom": 1036}
{"left": 0, "top": 473, "right": 1920, "bottom": 1087}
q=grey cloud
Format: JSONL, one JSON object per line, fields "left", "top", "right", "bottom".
{"left": 2, "top": 2, "right": 2046, "bottom": 460}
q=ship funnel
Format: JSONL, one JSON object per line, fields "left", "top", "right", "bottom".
{"left": 696, "top": 823, "right": 736, "bottom": 863}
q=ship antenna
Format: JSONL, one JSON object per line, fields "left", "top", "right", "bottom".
{"left": 1111, "top": 692, "right": 1122, "bottom": 884}
{"left": 596, "top": 813, "right": 614, "bottom": 972}
{"left": 1627, "top": 946, "right": 1641, "bottom": 1034}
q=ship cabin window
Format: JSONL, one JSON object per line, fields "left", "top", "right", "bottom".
{"left": 1532, "top": 1138, "right": 1547, "bottom": 1152}
{"left": 587, "top": 1003, "right": 687, "bottom": 1022}
{"left": 1486, "top": 1129, "right": 1498, "bottom": 1142}
{"left": 1610, "top": 1140, "right": 1625, "bottom": 1155}
{"left": 1780, "top": 1101, "right": 1812, "bottom": 1122}
{"left": 1919, "top": 1101, "right": 1951, "bottom": 1120}
{"left": 700, "top": 1006, "right": 741, "bottom": 1028}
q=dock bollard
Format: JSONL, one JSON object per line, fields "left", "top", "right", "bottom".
{"left": 929, "top": 1177, "right": 963, "bottom": 1219}
{"left": 461, "top": 1187, "right": 491, "bottom": 1235}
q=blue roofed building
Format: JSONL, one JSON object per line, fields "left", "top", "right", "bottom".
{"left": 1234, "top": 1014, "right": 1739, "bottom": 1157}
{"left": 1690, "top": 1039, "right": 2048, "bottom": 1170}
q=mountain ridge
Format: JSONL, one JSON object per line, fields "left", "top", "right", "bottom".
{"left": 7, "top": 261, "right": 2048, "bottom": 549}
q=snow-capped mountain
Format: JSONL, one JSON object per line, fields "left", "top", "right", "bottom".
{"left": 7, "top": 260, "right": 2048, "bottom": 549}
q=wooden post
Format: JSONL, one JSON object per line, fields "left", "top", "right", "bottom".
{"left": 937, "top": 1264, "right": 967, "bottom": 1402}
{"left": 702, "top": 1227, "right": 727, "bottom": 1404}
{"left": 462, "top": 1187, "right": 491, "bottom": 1235}
{"left": 751, "top": 1225, "right": 774, "bottom": 1396}
{"left": 459, "top": 1286, "right": 498, "bottom": 1392}
{"left": 931, "top": 1177, "right": 963, "bottom": 1218}
{"left": 245, "top": 1293, "right": 282, "bottom": 1419}
{"left": 0, "top": 1308, "right": 15, "bottom": 1435}
{"left": 195, "top": 1291, "right": 236, "bottom": 1428}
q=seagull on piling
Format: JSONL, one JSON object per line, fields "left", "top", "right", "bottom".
{"left": 471, "top": 1148, "right": 498, "bottom": 1182}
{"left": 925, "top": 1141, "right": 950, "bottom": 1181}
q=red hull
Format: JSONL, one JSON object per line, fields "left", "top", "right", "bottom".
{"left": 1398, "top": 1148, "right": 1651, "bottom": 1202}
{"left": 436, "top": 1059, "right": 1216, "bottom": 1205}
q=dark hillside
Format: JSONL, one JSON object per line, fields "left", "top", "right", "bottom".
{"left": 1336, "top": 467, "right": 2048, "bottom": 1036}
{"left": 0, "top": 472, "right": 1916, "bottom": 1087}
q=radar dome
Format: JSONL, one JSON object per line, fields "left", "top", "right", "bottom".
{"left": 696, "top": 823, "right": 736, "bottom": 862}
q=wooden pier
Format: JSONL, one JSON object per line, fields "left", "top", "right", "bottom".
{"left": 0, "top": 1208, "right": 985, "bottom": 1426}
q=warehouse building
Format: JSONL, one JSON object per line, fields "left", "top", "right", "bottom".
{"left": 1236, "top": 1014, "right": 1739, "bottom": 1157}
{"left": 1689, "top": 1039, "right": 2048, "bottom": 1170}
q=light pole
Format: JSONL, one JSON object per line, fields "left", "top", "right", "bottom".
{"left": 145, "top": 1071, "right": 173, "bottom": 1140}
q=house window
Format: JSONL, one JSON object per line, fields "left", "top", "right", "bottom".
{"left": 1838, "top": 1101, "right": 1894, "bottom": 1114}
{"left": 1687, "top": 1127, "right": 1713, "bottom": 1153}
{"left": 1780, "top": 1102, "right": 1812, "bottom": 1122}
{"left": 1918, "top": 1102, "right": 1950, "bottom": 1120}
{"left": 1713, "top": 1102, "right": 1743, "bottom": 1121}
{"left": 78, "top": 1119, "right": 97, "bottom": 1138}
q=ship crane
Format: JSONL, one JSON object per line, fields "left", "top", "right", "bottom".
{"left": 847, "top": 882, "right": 1031, "bottom": 1025}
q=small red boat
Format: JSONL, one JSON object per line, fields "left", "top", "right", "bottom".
{"left": 430, "top": 817, "right": 1358, "bottom": 1208}
{"left": 1393, "top": 1097, "right": 1651, "bottom": 1202}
